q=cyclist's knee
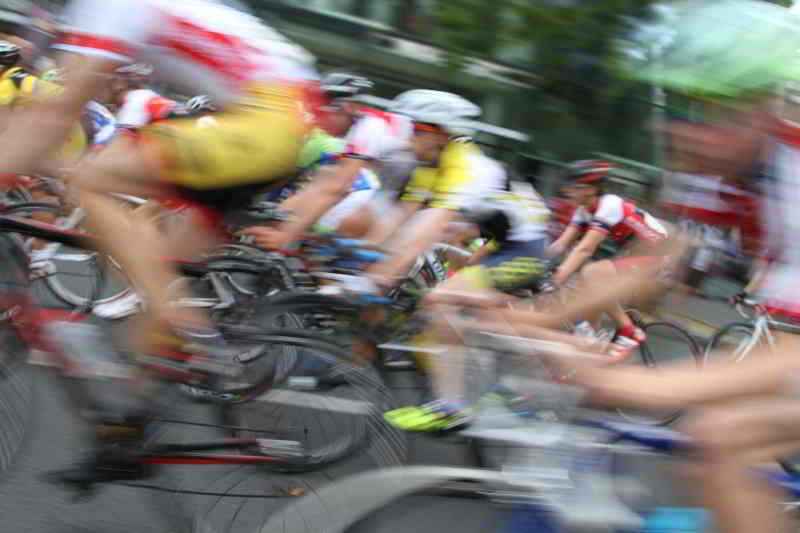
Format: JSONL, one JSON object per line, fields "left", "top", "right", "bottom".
{"left": 581, "top": 259, "right": 615, "bottom": 280}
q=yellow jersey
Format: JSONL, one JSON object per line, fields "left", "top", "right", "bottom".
{"left": 401, "top": 139, "right": 550, "bottom": 242}
{"left": 0, "top": 67, "right": 87, "bottom": 164}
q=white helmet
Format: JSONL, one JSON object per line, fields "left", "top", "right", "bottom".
{"left": 389, "top": 90, "right": 481, "bottom": 137}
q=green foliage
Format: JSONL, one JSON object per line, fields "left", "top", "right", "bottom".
{"left": 432, "top": 0, "right": 793, "bottom": 161}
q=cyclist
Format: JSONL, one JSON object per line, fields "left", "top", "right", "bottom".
{"left": 248, "top": 71, "right": 414, "bottom": 247}
{"left": 540, "top": 3, "right": 800, "bottom": 533}
{"left": 0, "top": 40, "right": 87, "bottom": 170}
{"left": 41, "top": 68, "right": 118, "bottom": 152}
{"left": 371, "top": 90, "right": 552, "bottom": 430}
{"left": 547, "top": 159, "right": 669, "bottom": 357}
{"left": 0, "top": 0, "right": 318, "bottom": 481}
{"left": 108, "top": 63, "right": 177, "bottom": 130}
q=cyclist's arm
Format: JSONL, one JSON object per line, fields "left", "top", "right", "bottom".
{"left": 551, "top": 229, "right": 605, "bottom": 285}
{"left": 276, "top": 157, "right": 366, "bottom": 243}
{"left": 368, "top": 206, "right": 461, "bottom": 282}
{"left": 0, "top": 54, "right": 115, "bottom": 174}
{"left": 547, "top": 224, "right": 580, "bottom": 257}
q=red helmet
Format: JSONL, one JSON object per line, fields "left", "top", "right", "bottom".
{"left": 563, "top": 159, "right": 613, "bottom": 187}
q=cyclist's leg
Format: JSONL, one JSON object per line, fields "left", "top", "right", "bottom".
{"left": 383, "top": 270, "right": 487, "bottom": 431}
{"left": 564, "top": 331, "right": 800, "bottom": 412}
{"left": 385, "top": 240, "right": 550, "bottom": 430}
{"left": 71, "top": 136, "right": 196, "bottom": 327}
{"left": 578, "top": 259, "right": 631, "bottom": 324}
{"left": 74, "top": 84, "right": 308, "bottom": 329}
{"left": 679, "top": 397, "right": 800, "bottom": 533}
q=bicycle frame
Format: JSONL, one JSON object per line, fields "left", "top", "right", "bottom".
{"left": 0, "top": 214, "right": 324, "bottom": 468}
{"left": 729, "top": 306, "right": 800, "bottom": 362}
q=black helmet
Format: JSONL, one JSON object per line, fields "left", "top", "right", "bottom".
{"left": 563, "top": 159, "right": 613, "bottom": 187}
{"left": 320, "top": 71, "right": 373, "bottom": 99}
{"left": 0, "top": 41, "right": 20, "bottom": 68}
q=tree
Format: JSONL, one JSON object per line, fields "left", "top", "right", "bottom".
{"left": 432, "top": 0, "right": 791, "bottom": 162}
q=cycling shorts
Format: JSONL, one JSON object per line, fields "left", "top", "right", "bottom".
{"left": 461, "top": 239, "right": 549, "bottom": 292}
{"left": 316, "top": 188, "right": 377, "bottom": 233}
{"left": 140, "top": 83, "right": 309, "bottom": 191}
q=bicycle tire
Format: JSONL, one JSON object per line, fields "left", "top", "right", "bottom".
{"left": 4, "top": 202, "right": 131, "bottom": 309}
{"left": 616, "top": 321, "right": 701, "bottom": 425}
{"left": 251, "top": 292, "right": 368, "bottom": 345}
{"left": 703, "top": 322, "right": 757, "bottom": 366}
{"left": 0, "top": 233, "right": 33, "bottom": 474}
{"left": 42, "top": 253, "right": 131, "bottom": 309}
{"left": 256, "top": 466, "right": 507, "bottom": 533}
{"left": 219, "top": 328, "right": 405, "bottom": 473}
{"left": 0, "top": 232, "right": 31, "bottom": 379}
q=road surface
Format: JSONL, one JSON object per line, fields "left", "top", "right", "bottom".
{"left": 0, "top": 273, "right": 740, "bottom": 532}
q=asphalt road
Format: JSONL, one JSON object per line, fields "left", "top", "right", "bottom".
{"left": 0, "top": 272, "right": 741, "bottom": 533}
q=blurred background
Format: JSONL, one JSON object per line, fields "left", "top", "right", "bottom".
{"left": 0, "top": 0, "right": 789, "bottom": 291}
{"left": 0, "top": 0, "right": 776, "bottom": 194}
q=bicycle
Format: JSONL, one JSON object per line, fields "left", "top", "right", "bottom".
{"left": 0, "top": 212, "right": 406, "bottom": 532}
{"left": 1, "top": 198, "right": 135, "bottom": 311}
{"left": 703, "top": 299, "right": 800, "bottom": 366}
{"left": 255, "top": 332, "right": 800, "bottom": 533}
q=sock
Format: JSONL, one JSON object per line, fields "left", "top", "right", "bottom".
{"left": 618, "top": 323, "right": 637, "bottom": 339}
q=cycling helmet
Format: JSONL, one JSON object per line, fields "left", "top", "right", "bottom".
{"left": 389, "top": 89, "right": 481, "bottom": 137}
{"left": 0, "top": 41, "right": 20, "bottom": 68}
{"left": 320, "top": 71, "right": 373, "bottom": 99}
{"left": 628, "top": 0, "right": 800, "bottom": 104}
{"left": 185, "top": 95, "right": 217, "bottom": 113}
{"left": 563, "top": 160, "right": 613, "bottom": 187}
{"left": 114, "top": 62, "right": 154, "bottom": 80}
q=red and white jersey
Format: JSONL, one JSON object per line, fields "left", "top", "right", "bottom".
{"left": 569, "top": 194, "right": 668, "bottom": 245}
{"left": 344, "top": 108, "right": 413, "bottom": 161}
{"left": 116, "top": 89, "right": 177, "bottom": 128}
{"left": 753, "top": 119, "right": 800, "bottom": 320}
{"left": 55, "top": 0, "right": 318, "bottom": 107}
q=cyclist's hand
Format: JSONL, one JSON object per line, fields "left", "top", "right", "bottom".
{"left": 237, "top": 226, "right": 292, "bottom": 250}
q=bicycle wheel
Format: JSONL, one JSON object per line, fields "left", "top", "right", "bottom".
{"left": 4, "top": 203, "right": 132, "bottom": 309}
{"left": 703, "top": 322, "right": 757, "bottom": 366}
{"left": 616, "top": 321, "right": 701, "bottom": 425}
{"left": 257, "top": 466, "right": 507, "bottom": 533}
{"left": 220, "top": 328, "right": 405, "bottom": 473}
{"left": 0, "top": 232, "right": 31, "bottom": 379}
{"left": 251, "top": 292, "right": 368, "bottom": 346}
{"left": 40, "top": 252, "right": 132, "bottom": 309}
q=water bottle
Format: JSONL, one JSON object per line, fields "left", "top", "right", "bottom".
{"left": 641, "top": 507, "right": 712, "bottom": 533}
